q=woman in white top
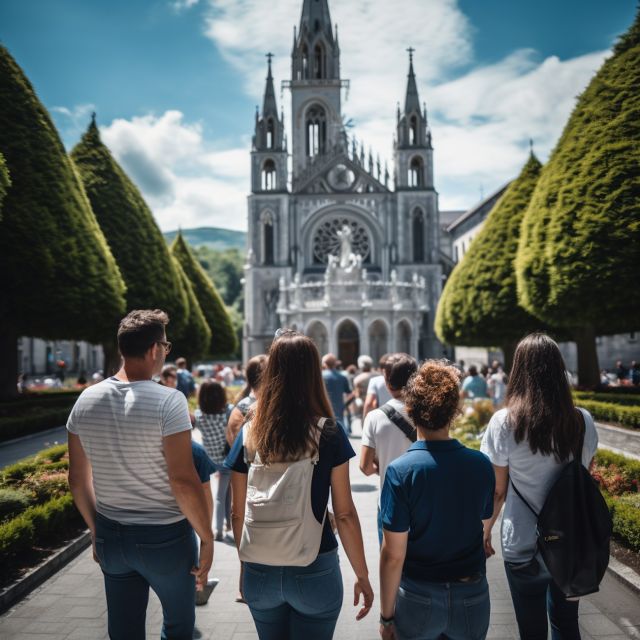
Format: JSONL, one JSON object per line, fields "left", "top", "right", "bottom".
{"left": 481, "top": 333, "right": 598, "bottom": 640}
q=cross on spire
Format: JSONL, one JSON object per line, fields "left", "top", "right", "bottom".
{"left": 406, "top": 47, "right": 415, "bottom": 63}
{"left": 266, "top": 52, "right": 274, "bottom": 70}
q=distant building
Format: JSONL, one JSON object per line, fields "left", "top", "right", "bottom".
{"left": 244, "top": 0, "right": 449, "bottom": 363}
{"left": 18, "top": 337, "right": 103, "bottom": 379}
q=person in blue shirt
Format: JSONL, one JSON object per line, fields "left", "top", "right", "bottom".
{"left": 176, "top": 357, "right": 196, "bottom": 399}
{"left": 321, "top": 353, "right": 353, "bottom": 431}
{"left": 461, "top": 365, "right": 489, "bottom": 399}
{"left": 379, "top": 360, "right": 495, "bottom": 640}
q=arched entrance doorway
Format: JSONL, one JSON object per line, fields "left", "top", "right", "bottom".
{"left": 337, "top": 320, "right": 359, "bottom": 366}
{"left": 396, "top": 320, "right": 412, "bottom": 354}
{"left": 306, "top": 321, "right": 329, "bottom": 356}
{"left": 369, "top": 320, "right": 388, "bottom": 364}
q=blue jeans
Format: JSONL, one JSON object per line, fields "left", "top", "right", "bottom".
{"left": 215, "top": 469, "right": 231, "bottom": 534}
{"left": 504, "top": 557, "right": 580, "bottom": 640}
{"left": 95, "top": 513, "right": 197, "bottom": 640}
{"left": 243, "top": 550, "right": 343, "bottom": 640}
{"left": 394, "top": 573, "right": 490, "bottom": 640}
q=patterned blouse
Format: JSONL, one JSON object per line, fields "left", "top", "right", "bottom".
{"left": 195, "top": 406, "right": 231, "bottom": 464}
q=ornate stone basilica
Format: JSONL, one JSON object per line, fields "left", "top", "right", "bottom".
{"left": 243, "top": 0, "right": 448, "bottom": 364}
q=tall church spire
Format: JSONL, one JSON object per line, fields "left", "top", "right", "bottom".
{"left": 262, "top": 53, "right": 278, "bottom": 117}
{"left": 404, "top": 47, "right": 421, "bottom": 114}
{"left": 299, "top": 0, "right": 335, "bottom": 43}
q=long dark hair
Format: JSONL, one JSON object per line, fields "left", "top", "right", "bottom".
{"left": 237, "top": 354, "right": 268, "bottom": 401}
{"left": 506, "top": 333, "right": 581, "bottom": 461}
{"left": 249, "top": 331, "right": 334, "bottom": 464}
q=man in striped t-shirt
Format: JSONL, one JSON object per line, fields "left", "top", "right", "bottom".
{"left": 67, "top": 309, "right": 213, "bottom": 640}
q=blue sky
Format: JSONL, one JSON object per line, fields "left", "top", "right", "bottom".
{"left": 0, "top": 0, "right": 636, "bottom": 230}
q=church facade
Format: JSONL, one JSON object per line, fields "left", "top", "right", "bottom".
{"left": 243, "top": 0, "right": 446, "bottom": 365}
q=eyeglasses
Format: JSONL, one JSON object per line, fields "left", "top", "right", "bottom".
{"left": 156, "top": 340, "right": 172, "bottom": 354}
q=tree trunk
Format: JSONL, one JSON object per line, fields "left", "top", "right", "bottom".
{"left": 501, "top": 340, "right": 518, "bottom": 374}
{"left": 574, "top": 326, "right": 600, "bottom": 389}
{"left": 102, "top": 340, "right": 121, "bottom": 377}
{"left": 0, "top": 324, "right": 19, "bottom": 401}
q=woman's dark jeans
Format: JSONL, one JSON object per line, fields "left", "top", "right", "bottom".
{"left": 95, "top": 513, "right": 197, "bottom": 640}
{"left": 242, "top": 549, "right": 343, "bottom": 640}
{"left": 504, "top": 557, "right": 580, "bottom": 640}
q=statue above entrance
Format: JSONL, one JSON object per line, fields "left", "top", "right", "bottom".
{"left": 326, "top": 224, "right": 363, "bottom": 283}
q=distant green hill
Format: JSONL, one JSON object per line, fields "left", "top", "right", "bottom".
{"left": 163, "top": 227, "right": 246, "bottom": 251}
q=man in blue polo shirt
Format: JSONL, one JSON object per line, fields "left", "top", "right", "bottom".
{"left": 378, "top": 360, "right": 494, "bottom": 640}
{"left": 321, "top": 353, "right": 352, "bottom": 431}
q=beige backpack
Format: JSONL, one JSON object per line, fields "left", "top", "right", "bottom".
{"left": 238, "top": 418, "right": 329, "bottom": 566}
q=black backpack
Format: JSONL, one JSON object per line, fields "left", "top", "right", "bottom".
{"left": 379, "top": 404, "right": 416, "bottom": 442}
{"left": 510, "top": 415, "right": 612, "bottom": 597}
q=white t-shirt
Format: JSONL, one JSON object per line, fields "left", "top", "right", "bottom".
{"left": 361, "top": 398, "right": 414, "bottom": 496}
{"left": 67, "top": 378, "right": 192, "bottom": 525}
{"left": 366, "top": 375, "right": 392, "bottom": 406}
{"left": 481, "top": 407, "right": 598, "bottom": 562}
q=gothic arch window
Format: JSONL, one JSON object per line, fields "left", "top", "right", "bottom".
{"left": 301, "top": 44, "right": 309, "bottom": 79}
{"left": 261, "top": 159, "right": 276, "bottom": 191}
{"left": 368, "top": 320, "right": 389, "bottom": 364}
{"left": 314, "top": 43, "right": 325, "bottom": 79}
{"left": 409, "top": 115, "right": 419, "bottom": 145}
{"left": 396, "top": 320, "right": 412, "bottom": 353}
{"left": 266, "top": 119, "right": 275, "bottom": 149}
{"left": 306, "top": 104, "right": 327, "bottom": 157}
{"left": 412, "top": 208, "right": 425, "bottom": 263}
{"left": 312, "top": 216, "right": 371, "bottom": 264}
{"left": 261, "top": 211, "right": 275, "bottom": 265}
{"left": 408, "top": 156, "right": 424, "bottom": 188}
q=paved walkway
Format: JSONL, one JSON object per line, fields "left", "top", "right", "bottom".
{"left": 0, "top": 426, "right": 68, "bottom": 468}
{"left": 596, "top": 423, "right": 640, "bottom": 460}
{"left": 1, "top": 435, "right": 639, "bottom": 640}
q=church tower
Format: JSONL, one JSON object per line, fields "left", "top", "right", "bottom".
{"left": 290, "top": 0, "right": 344, "bottom": 181}
{"left": 251, "top": 55, "right": 287, "bottom": 196}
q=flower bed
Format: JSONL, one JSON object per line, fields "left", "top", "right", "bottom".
{"left": 0, "top": 444, "right": 84, "bottom": 586}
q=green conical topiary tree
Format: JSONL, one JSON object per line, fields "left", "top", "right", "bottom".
{"left": 171, "top": 256, "right": 212, "bottom": 364}
{"left": 0, "top": 151, "right": 10, "bottom": 220}
{"left": 0, "top": 45, "right": 126, "bottom": 399}
{"left": 516, "top": 10, "right": 640, "bottom": 387}
{"left": 436, "top": 153, "right": 546, "bottom": 370}
{"left": 71, "top": 117, "right": 189, "bottom": 374}
{"left": 171, "top": 233, "right": 237, "bottom": 358}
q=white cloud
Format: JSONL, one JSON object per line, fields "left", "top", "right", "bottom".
{"left": 171, "top": 0, "right": 200, "bottom": 12}
{"left": 51, "top": 103, "right": 96, "bottom": 142}
{"left": 100, "top": 111, "right": 249, "bottom": 231}
{"left": 202, "top": 0, "right": 609, "bottom": 211}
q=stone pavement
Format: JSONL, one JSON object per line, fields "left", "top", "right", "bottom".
{"left": 1, "top": 433, "right": 639, "bottom": 640}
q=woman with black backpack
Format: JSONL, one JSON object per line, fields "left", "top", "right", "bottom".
{"left": 225, "top": 329, "right": 374, "bottom": 639}
{"left": 481, "top": 333, "right": 600, "bottom": 640}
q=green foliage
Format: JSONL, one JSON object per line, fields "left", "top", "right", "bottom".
{"left": 603, "top": 492, "right": 640, "bottom": 552}
{"left": 195, "top": 247, "right": 244, "bottom": 308}
{"left": 170, "top": 257, "right": 211, "bottom": 363}
{"left": 71, "top": 119, "right": 189, "bottom": 336}
{"left": 163, "top": 226, "right": 246, "bottom": 252}
{"left": 0, "top": 487, "right": 32, "bottom": 521}
{"left": 0, "top": 407, "right": 73, "bottom": 443}
{"left": 516, "top": 13, "right": 640, "bottom": 334}
{"left": 573, "top": 390, "right": 640, "bottom": 407}
{"left": 594, "top": 449, "right": 640, "bottom": 486}
{"left": 171, "top": 233, "right": 237, "bottom": 357}
{"left": 0, "top": 45, "right": 126, "bottom": 343}
{"left": 0, "top": 150, "right": 10, "bottom": 219}
{"left": 577, "top": 399, "right": 640, "bottom": 429}
{"left": 436, "top": 154, "right": 545, "bottom": 350}
{"left": 0, "top": 512, "right": 34, "bottom": 557}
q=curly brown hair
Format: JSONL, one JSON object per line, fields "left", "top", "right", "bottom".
{"left": 405, "top": 360, "right": 462, "bottom": 432}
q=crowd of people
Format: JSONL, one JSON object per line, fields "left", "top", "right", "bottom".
{"left": 66, "top": 309, "right": 608, "bottom": 640}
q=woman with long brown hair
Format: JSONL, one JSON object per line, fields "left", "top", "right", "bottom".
{"left": 481, "top": 333, "right": 599, "bottom": 640}
{"left": 225, "top": 330, "right": 373, "bottom": 639}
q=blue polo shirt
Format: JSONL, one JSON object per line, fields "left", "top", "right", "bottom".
{"left": 322, "top": 369, "right": 351, "bottom": 418}
{"left": 380, "top": 439, "right": 494, "bottom": 582}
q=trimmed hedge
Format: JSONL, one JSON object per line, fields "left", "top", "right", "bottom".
{"left": 603, "top": 492, "right": 640, "bottom": 553}
{"left": 0, "top": 407, "right": 71, "bottom": 443}
{"left": 574, "top": 391, "right": 640, "bottom": 407}
{"left": 0, "top": 493, "right": 81, "bottom": 562}
{"left": 594, "top": 449, "right": 640, "bottom": 483}
{"left": 577, "top": 399, "right": 640, "bottom": 429}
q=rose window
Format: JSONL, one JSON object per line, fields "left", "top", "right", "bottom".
{"left": 312, "top": 217, "right": 371, "bottom": 264}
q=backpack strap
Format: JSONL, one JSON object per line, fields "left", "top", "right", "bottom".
{"left": 574, "top": 409, "right": 587, "bottom": 462}
{"left": 379, "top": 404, "right": 417, "bottom": 443}
{"left": 509, "top": 476, "right": 539, "bottom": 519}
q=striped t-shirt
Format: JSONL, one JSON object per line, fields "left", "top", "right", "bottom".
{"left": 67, "top": 377, "right": 192, "bottom": 525}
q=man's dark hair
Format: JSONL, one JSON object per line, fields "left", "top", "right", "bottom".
{"left": 468, "top": 365, "right": 478, "bottom": 376}
{"left": 385, "top": 353, "right": 418, "bottom": 391}
{"left": 117, "top": 309, "right": 169, "bottom": 359}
